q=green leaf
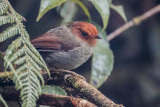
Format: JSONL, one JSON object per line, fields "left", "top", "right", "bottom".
{"left": 60, "top": 1, "right": 77, "bottom": 24}
{"left": 70, "top": 0, "right": 91, "bottom": 21}
{"left": 90, "top": 0, "right": 110, "bottom": 31}
{"left": 0, "top": 15, "right": 15, "bottom": 26}
{"left": 42, "top": 85, "right": 67, "bottom": 95}
{"left": 0, "top": 52, "right": 4, "bottom": 71}
{"left": 110, "top": 4, "right": 127, "bottom": 22}
{"left": 37, "top": 0, "right": 66, "bottom": 21}
{"left": 0, "top": 25, "right": 20, "bottom": 42}
{"left": 0, "top": 94, "right": 8, "bottom": 107}
{"left": 0, "top": 2, "right": 8, "bottom": 15}
{"left": 90, "top": 23, "right": 114, "bottom": 88}
{"left": 107, "top": 0, "right": 112, "bottom": 5}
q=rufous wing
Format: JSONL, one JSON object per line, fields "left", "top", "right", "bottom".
{"left": 31, "top": 34, "right": 62, "bottom": 52}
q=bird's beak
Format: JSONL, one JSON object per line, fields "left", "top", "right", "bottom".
{"left": 95, "top": 35, "right": 102, "bottom": 39}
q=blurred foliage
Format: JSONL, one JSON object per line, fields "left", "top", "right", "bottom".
{"left": 0, "top": 94, "right": 8, "bottom": 107}
{"left": 90, "top": 23, "right": 114, "bottom": 88}
{"left": 110, "top": 4, "right": 127, "bottom": 22}
{"left": 42, "top": 85, "right": 67, "bottom": 95}
{"left": 70, "top": 0, "right": 91, "bottom": 21}
{"left": 0, "top": 52, "right": 4, "bottom": 71}
{"left": 37, "top": 0, "right": 66, "bottom": 21}
{"left": 89, "top": 0, "right": 110, "bottom": 31}
{"left": 37, "top": 0, "right": 126, "bottom": 30}
{"left": 58, "top": 1, "right": 77, "bottom": 24}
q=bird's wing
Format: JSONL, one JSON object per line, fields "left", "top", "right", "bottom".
{"left": 31, "top": 33, "right": 79, "bottom": 52}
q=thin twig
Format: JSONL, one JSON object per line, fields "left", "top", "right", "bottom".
{"left": 107, "top": 5, "right": 160, "bottom": 41}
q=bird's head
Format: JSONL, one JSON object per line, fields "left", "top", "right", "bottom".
{"left": 68, "top": 22, "right": 101, "bottom": 47}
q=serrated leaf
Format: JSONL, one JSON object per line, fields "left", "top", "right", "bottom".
{"left": 90, "top": 23, "right": 114, "bottom": 88}
{"left": 42, "top": 85, "right": 67, "bottom": 95}
{"left": 70, "top": 0, "right": 91, "bottom": 21}
{"left": 37, "top": 0, "right": 66, "bottom": 21}
{"left": 90, "top": 0, "right": 110, "bottom": 31}
{"left": 110, "top": 4, "right": 127, "bottom": 22}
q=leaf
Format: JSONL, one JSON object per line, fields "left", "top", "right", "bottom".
{"left": 70, "top": 0, "right": 91, "bottom": 21}
{"left": 90, "top": 0, "right": 110, "bottom": 31}
{"left": 0, "top": 52, "right": 4, "bottom": 71}
{"left": 0, "top": 94, "right": 8, "bottom": 107}
{"left": 107, "top": 0, "right": 112, "bottom": 5}
{"left": 0, "top": 15, "right": 15, "bottom": 26}
{"left": 4, "top": 38, "right": 43, "bottom": 107}
{"left": 110, "top": 4, "right": 127, "bottom": 22}
{"left": 42, "top": 85, "right": 67, "bottom": 95}
{"left": 0, "top": 2, "right": 8, "bottom": 15}
{"left": 37, "top": 0, "right": 66, "bottom": 21}
{"left": 90, "top": 23, "right": 114, "bottom": 88}
{"left": 0, "top": 24, "right": 20, "bottom": 42}
{"left": 60, "top": 1, "right": 77, "bottom": 24}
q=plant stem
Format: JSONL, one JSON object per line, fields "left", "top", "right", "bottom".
{"left": 107, "top": 5, "right": 160, "bottom": 41}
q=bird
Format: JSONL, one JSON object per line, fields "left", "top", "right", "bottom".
{"left": 31, "top": 22, "right": 101, "bottom": 70}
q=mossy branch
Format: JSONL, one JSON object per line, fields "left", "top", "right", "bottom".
{"left": 0, "top": 86, "right": 98, "bottom": 107}
{"left": 0, "top": 69, "right": 123, "bottom": 107}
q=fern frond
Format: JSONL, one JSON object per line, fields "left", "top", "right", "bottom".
{"left": 20, "top": 69, "right": 41, "bottom": 107}
{"left": 4, "top": 48, "right": 24, "bottom": 69}
{"left": 25, "top": 47, "right": 44, "bottom": 67}
{"left": 0, "top": 24, "right": 20, "bottom": 42}
{"left": 16, "top": 65, "right": 27, "bottom": 74}
{"left": 4, "top": 37, "right": 22, "bottom": 67}
{"left": 9, "top": 62, "right": 23, "bottom": 90}
{"left": 13, "top": 56, "right": 26, "bottom": 65}
{"left": 0, "top": 0, "right": 50, "bottom": 106}
{"left": 25, "top": 40, "right": 50, "bottom": 76}
{"left": 3, "top": 37, "right": 44, "bottom": 106}
{"left": 30, "top": 66, "right": 44, "bottom": 85}
{"left": 0, "top": 15, "right": 15, "bottom": 26}
{"left": 0, "top": 2, "right": 8, "bottom": 15}
{"left": 0, "top": 94, "right": 8, "bottom": 107}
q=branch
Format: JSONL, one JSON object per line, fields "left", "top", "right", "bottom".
{"left": 0, "top": 70, "right": 123, "bottom": 107}
{"left": 0, "top": 86, "right": 97, "bottom": 107}
{"left": 46, "top": 70, "right": 124, "bottom": 107}
{"left": 107, "top": 5, "right": 160, "bottom": 41}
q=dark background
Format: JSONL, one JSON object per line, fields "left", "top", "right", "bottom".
{"left": 1, "top": 0, "right": 160, "bottom": 107}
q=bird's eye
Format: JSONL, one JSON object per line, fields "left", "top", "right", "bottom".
{"left": 82, "top": 31, "right": 88, "bottom": 37}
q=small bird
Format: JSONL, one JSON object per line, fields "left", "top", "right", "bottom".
{"left": 31, "top": 22, "right": 101, "bottom": 70}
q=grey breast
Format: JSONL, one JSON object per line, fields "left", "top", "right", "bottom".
{"left": 45, "top": 26, "right": 93, "bottom": 70}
